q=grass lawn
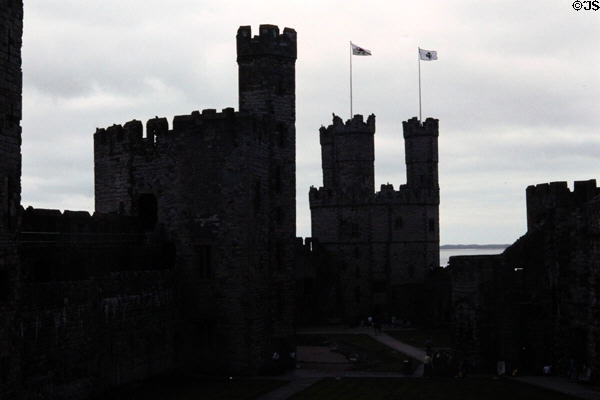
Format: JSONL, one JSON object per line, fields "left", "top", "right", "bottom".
{"left": 385, "top": 327, "right": 454, "bottom": 349}
{"left": 297, "top": 334, "right": 418, "bottom": 373}
{"left": 289, "top": 377, "right": 579, "bottom": 400}
{"left": 109, "top": 375, "right": 287, "bottom": 400}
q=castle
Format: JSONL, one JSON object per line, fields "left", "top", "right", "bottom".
{"left": 307, "top": 115, "right": 440, "bottom": 321}
{"left": 12, "top": 0, "right": 598, "bottom": 394}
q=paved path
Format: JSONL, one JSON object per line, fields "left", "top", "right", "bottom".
{"left": 370, "top": 332, "right": 426, "bottom": 362}
{"left": 257, "top": 327, "right": 425, "bottom": 399}
{"left": 260, "top": 327, "right": 600, "bottom": 400}
{"left": 256, "top": 377, "right": 319, "bottom": 400}
{"left": 255, "top": 369, "right": 412, "bottom": 400}
{"left": 297, "top": 326, "right": 426, "bottom": 362}
{"left": 514, "top": 377, "right": 600, "bottom": 400}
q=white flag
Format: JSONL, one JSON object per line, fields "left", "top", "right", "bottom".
{"left": 419, "top": 48, "right": 438, "bottom": 61}
{"left": 351, "top": 42, "right": 372, "bottom": 56}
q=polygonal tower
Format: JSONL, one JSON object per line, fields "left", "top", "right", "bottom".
{"left": 403, "top": 117, "right": 439, "bottom": 193}
{"left": 236, "top": 25, "right": 297, "bottom": 320}
{"left": 319, "top": 114, "right": 375, "bottom": 194}
{"left": 237, "top": 26, "right": 297, "bottom": 249}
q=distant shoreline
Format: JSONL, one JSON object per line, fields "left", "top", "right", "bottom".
{"left": 440, "top": 244, "right": 510, "bottom": 250}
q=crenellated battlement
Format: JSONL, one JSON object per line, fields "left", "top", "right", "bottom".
{"left": 20, "top": 206, "right": 143, "bottom": 235}
{"left": 374, "top": 182, "right": 439, "bottom": 204}
{"left": 526, "top": 180, "right": 599, "bottom": 206}
{"left": 237, "top": 25, "right": 297, "bottom": 60}
{"left": 526, "top": 179, "right": 599, "bottom": 231}
{"left": 319, "top": 113, "right": 375, "bottom": 144}
{"left": 94, "top": 107, "right": 248, "bottom": 155}
{"left": 402, "top": 117, "right": 439, "bottom": 138}
{"left": 309, "top": 183, "right": 438, "bottom": 207}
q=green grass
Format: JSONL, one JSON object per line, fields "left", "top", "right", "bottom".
{"left": 297, "top": 334, "right": 418, "bottom": 373}
{"left": 289, "top": 377, "right": 580, "bottom": 400}
{"left": 385, "top": 327, "right": 454, "bottom": 349}
{"left": 109, "top": 375, "right": 287, "bottom": 400}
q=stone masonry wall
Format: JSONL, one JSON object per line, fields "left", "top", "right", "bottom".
{"left": 0, "top": 0, "right": 22, "bottom": 233}
{"left": 309, "top": 115, "right": 439, "bottom": 323}
{"left": 0, "top": 2, "right": 23, "bottom": 397}
{"left": 451, "top": 180, "right": 600, "bottom": 380}
{"left": 0, "top": 208, "right": 178, "bottom": 399}
{"left": 94, "top": 25, "right": 298, "bottom": 374}
{"left": 237, "top": 24, "right": 297, "bottom": 351}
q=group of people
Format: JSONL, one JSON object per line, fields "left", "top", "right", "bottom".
{"left": 568, "top": 359, "right": 592, "bottom": 383}
{"left": 359, "top": 315, "right": 382, "bottom": 335}
{"left": 423, "top": 348, "right": 460, "bottom": 377}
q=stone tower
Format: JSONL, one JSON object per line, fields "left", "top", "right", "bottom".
{"left": 309, "top": 115, "right": 440, "bottom": 322}
{"left": 237, "top": 25, "right": 298, "bottom": 339}
{"left": 0, "top": 0, "right": 23, "bottom": 233}
{"left": 319, "top": 114, "right": 375, "bottom": 194}
{"left": 236, "top": 25, "right": 297, "bottom": 251}
{"left": 93, "top": 24, "right": 298, "bottom": 374}
{"left": 403, "top": 117, "right": 439, "bottom": 192}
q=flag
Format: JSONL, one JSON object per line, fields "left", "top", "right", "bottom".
{"left": 419, "top": 48, "right": 438, "bottom": 61}
{"left": 351, "top": 42, "right": 372, "bottom": 56}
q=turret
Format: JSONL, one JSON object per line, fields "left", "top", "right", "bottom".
{"left": 402, "top": 117, "right": 439, "bottom": 191}
{"left": 236, "top": 25, "right": 297, "bottom": 124}
{"left": 318, "top": 114, "right": 375, "bottom": 194}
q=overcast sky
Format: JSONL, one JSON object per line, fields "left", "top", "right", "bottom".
{"left": 21, "top": 0, "right": 600, "bottom": 244}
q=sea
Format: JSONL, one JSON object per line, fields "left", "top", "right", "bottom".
{"left": 439, "top": 247, "right": 506, "bottom": 267}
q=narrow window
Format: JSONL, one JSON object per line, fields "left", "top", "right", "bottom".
{"left": 138, "top": 194, "right": 158, "bottom": 230}
{"left": 275, "top": 242, "right": 283, "bottom": 269}
{"left": 198, "top": 245, "right": 212, "bottom": 278}
{"left": 350, "top": 223, "right": 360, "bottom": 238}
{"left": 394, "top": 216, "right": 403, "bottom": 229}
{"left": 277, "top": 124, "right": 286, "bottom": 147}
{"left": 0, "top": 271, "right": 9, "bottom": 301}
{"left": 354, "top": 286, "right": 361, "bottom": 303}
{"left": 274, "top": 166, "right": 282, "bottom": 193}
{"left": 253, "top": 180, "right": 261, "bottom": 213}
{"left": 428, "top": 218, "right": 435, "bottom": 233}
{"left": 0, "top": 356, "right": 9, "bottom": 384}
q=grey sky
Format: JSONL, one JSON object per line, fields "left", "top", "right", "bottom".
{"left": 21, "top": 0, "right": 600, "bottom": 244}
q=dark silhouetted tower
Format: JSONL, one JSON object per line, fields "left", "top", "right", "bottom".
{"left": 0, "top": 0, "right": 23, "bottom": 233}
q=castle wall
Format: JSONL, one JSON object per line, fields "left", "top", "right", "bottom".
{"left": 449, "top": 254, "right": 518, "bottom": 371}
{"left": 0, "top": 242, "right": 20, "bottom": 398}
{"left": 0, "top": 3, "right": 23, "bottom": 396}
{"left": 0, "top": 0, "right": 22, "bottom": 233}
{"left": 451, "top": 180, "right": 600, "bottom": 381}
{"left": 308, "top": 115, "right": 439, "bottom": 322}
{"left": 0, "top": 208, "right": 179, "bottom": 399}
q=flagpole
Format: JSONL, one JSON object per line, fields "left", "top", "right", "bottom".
{"left": 350, "top": 41, "right": 353, "bottom": 119}
{"left": 418, "top": 47, "right": 422, "bottom": 122}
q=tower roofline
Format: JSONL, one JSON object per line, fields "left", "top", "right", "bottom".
{"left": 403, "top": 117, "right": 439, "bottom": 138}
{"left": 236, "top": 25, "right": 297, "bottom": 60}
